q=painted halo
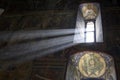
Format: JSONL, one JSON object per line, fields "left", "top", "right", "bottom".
{"left": 79, "top": 52, "right": 106, "bottom": 78}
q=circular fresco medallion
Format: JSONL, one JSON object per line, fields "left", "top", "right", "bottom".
{"left": 79, "top": 52, "right": 106, "bottom": 78}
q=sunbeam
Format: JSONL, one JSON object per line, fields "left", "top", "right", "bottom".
{"left": 0, "top": 35, "right": 74, "bottom": 59}
{"left": 15, "top": 42, "right": 75, "bottom": 61}
{"left": 0, "top": 28, "right": 79, "bottom": 71}
{"left": 1, "top": 42, "right": 77, "bottom": 71}
{"left": 6, "top": 43, "right": 76, "bottom": 65}
{"left": 0, "top": 29, "right": 75, "bottom": 42}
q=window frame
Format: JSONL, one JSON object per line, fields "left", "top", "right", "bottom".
{"left": 84, "top": 20, "right": 96, "bottom": 43}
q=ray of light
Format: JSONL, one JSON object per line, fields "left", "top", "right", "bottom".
{"left": 15, "top": 42, "right": 75, "bottom": 62}
{"left": 0, "top": 35, "right": 74, "bottom": 59}
{"left": 0, "top": 28, "right": 82, "bottom": 71}
{"left": 1, "top": 42, "right": 77, "bottom": 71}
{"left": 0, "top": 29, "right": 75, "bottom": 42}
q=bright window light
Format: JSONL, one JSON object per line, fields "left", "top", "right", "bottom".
{"left": 74, "top": 3, "right": 103, "bottom": 43}
{"left": 86, "top": 32, "right": 94, "bottom": 42}
{"left": 85, "top": 21, "right": 95, "bottom": 43}
{"left": 86, "top": 22, "right": 94, "bottom": 31}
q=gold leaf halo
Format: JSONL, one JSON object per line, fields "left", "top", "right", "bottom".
{"left": 79, "top": 52, "right": 106, "bottom": 78}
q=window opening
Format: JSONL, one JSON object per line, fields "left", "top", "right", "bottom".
{"left": 85, "top": 21, "right": 95, "bottom": 43}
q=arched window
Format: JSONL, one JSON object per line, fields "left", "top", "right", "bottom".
{"left": 85, "top": 21, "right": 95, "bottom": 42}
{"left": 74, "top": 3, "right": 103, "bottom": 43}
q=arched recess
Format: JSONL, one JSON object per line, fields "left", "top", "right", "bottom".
{"left": 66, "top": 51, "right": 117, "bottom": 80}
